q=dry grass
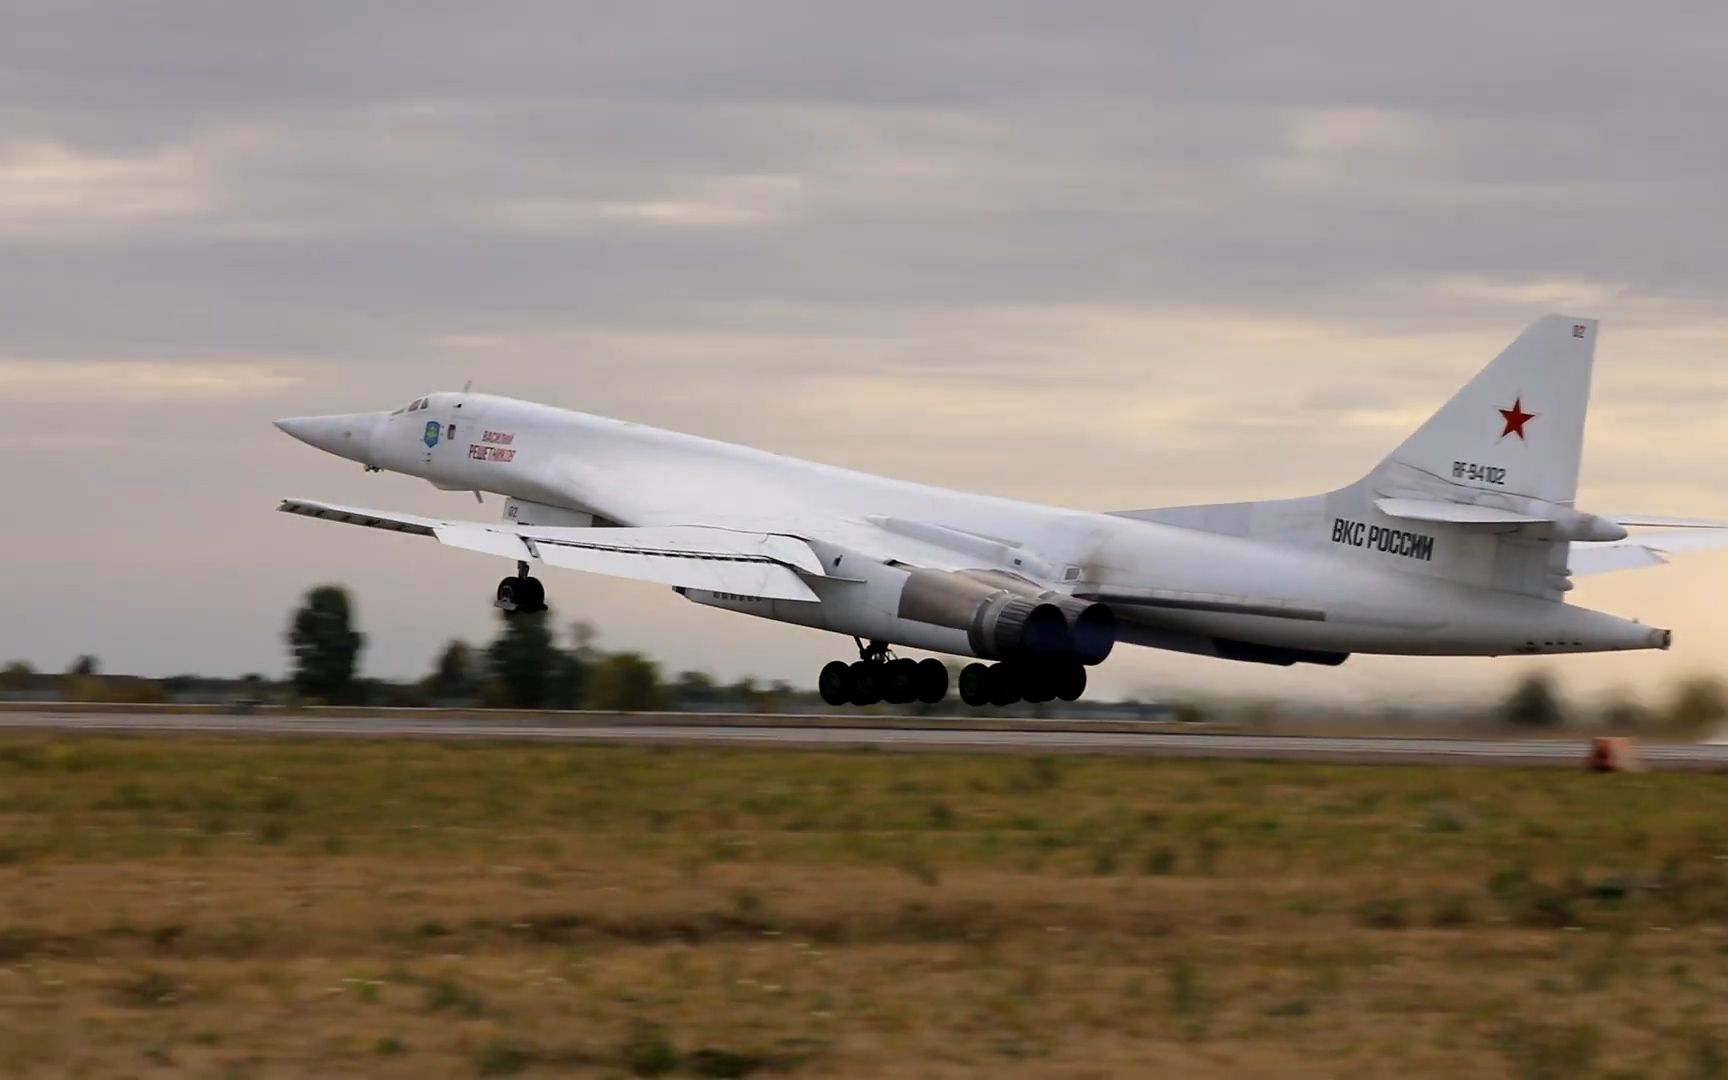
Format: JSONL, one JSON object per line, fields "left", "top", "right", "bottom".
{"left": 2, "top": 737, "right": 1728, "bottom": 1076}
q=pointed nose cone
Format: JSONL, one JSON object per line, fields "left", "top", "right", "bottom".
{"left": 274, "top": 412, "right": 377, "bottom": 463}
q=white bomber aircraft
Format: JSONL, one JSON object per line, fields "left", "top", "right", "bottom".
{"left": 276, "top": 316, "right": 1728, "bottom": 708}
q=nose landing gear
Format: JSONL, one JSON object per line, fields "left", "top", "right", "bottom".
{"left": 495, "top": 561, "right": 547, "bottom": 614}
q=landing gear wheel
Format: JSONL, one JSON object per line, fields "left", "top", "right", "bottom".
{"left": 519, "top": 576, "right": 546, "bottom": 613}
{"left": 495, "top": 575, "right": 546, "bottom": 614}
{"left": 848, "top": 661, "right": 882, "bottom": 707}
{"left": 958, "top": 663, "right": 991, "bottom": 707}
{"left": 883, "top": 658, "right": 919, "bottom": 705}
{"left": 1022, "top": 665, "right": 1056, "bottom": 705}
{"left": 914, "top": 658, "right": 949, "bottom": 704}
{"left": 986, "top": 663, "right": 1021, "bottom": 707}
{"left": 1054, "top": 661, "right": 1087, "bottom": 703}
{"left": 818, "top": 660, "right": 853, "bottom": 707}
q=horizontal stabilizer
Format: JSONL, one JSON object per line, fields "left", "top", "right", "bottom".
{"left": 1569, "top": 545, "right": 1670, "bottom": 574}
{"left": 1571, "top": 526, "right": 1728, "bottom": 576}
{"left": 278, "top": 498, "right": 822, "bottom": 601}
{"left": 1373, "top": 498, "right": 1550, "bottom": 526}
{"left": 1607, "top": 514, "right": 1728, "bottom": 530}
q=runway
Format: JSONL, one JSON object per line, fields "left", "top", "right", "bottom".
{"left": 1, "top": 709, "right": 1723, "bottom": 769}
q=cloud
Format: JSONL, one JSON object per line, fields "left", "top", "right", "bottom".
{"left": 0, "top": 359, "right": 303, "bottom": 402}
{"left": 1432, "top": 276, "right": 1626, "bottom": 309}
{"left": 482, "top": 173, "right": 806, "bottom": 232}
{"left": 0, "top": 141, "right": 207, "bottom": 235}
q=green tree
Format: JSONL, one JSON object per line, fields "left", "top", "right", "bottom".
{"left": 547, "top": 650, "right": 588, "bottom": 710}
{"left": 427, "top": 639, "right": 478, "bottom": 702}
{"left": 60, "top": 654, "right": 104, "bottom": 701}
{"left": 0, "top": 661, "right": 34, "bottom": 691}
{"left": 672, "top": 670, "right": 717, "bottom": 708}
{"left": 762, "top": 679, "right": 795, "bottom": 711}
{"left": 1664, "top": 676, "right": 1728, "bottom": 738}
{"left": 1502, "top": 671, "right": 1565, "bottom": 729}
{"left": 1599, "top": 689, "right": 1648, "bottom": 732}
{"left": 287, "top": 585, "right": 365, "bottom": 704}
{"left": 568, "top": 620, "right": 599, "bottom": 662}
{"left": 236, "top": 673, "right": 270, "bottom": 705}
{"left": 487, "top": 610, "right": 557, "bottom": 708}
{"left": 586, "top": 652, "right": 667, "bottom": 712}
{"left": 728, "top": 677, "right": 762, "bottom": 710}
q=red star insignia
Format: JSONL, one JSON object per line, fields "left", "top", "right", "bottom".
{"left": 1498, "top": 397, "right": 1536, "bottom": 440}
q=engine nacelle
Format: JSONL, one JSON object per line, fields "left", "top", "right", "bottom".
{"left": 681, "top": 556, "right": 1116, "bottom": 665}
{"left": 1038, "top": 592, "right": 1117, "bottom": 666}
{"left": 907, "top": 567, "right": 1116, "bottom": 665}
{"left": 899, "top": 569, "right": 1073, "bottom": 660}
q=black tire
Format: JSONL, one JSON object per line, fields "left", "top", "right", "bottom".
{"left": 848, "top": 661, "right": 881, "bottom": 707}
{"left": 884, "top": 658, "right": 918, "bottom": 705}
{"left": 520, "top": 576, "right": 546, "bottom": 612}
{"left": 1054, "top": 661, "right": 1087, "bottom": 702}
{"left": 495, "top": 576, "right": 521, "bottom": 611}
{"left": 986, "top": 663, "right": 1021, "bottom": 707}
{"left": 914, "top": 658, "right": 949, "bottom": 704}
{"left": 1021, "top": 665, "right": 1056, "bottom": 704}
{"left": 958, "top": 663, "right": 991, "bottom": 707}
{"left": 818, "top": 660, "right": 852, "bottom": 706}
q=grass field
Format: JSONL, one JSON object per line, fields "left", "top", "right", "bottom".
{"left": 2, "top": 738, "right": 1728, "bottom": 1077}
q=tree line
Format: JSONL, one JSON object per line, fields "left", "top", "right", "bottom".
{"left": 4, "top": 586, "right": 1727, "bottom": 731}
{"left": 284, "top": 584, "right": 799, "bottom": 711}
{"left": 1499, "top": 670, "right": 1728, "bottom": 737}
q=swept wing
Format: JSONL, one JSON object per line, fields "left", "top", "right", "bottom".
{"left": 278, "top": 498, "right": 823, "bottom": 601}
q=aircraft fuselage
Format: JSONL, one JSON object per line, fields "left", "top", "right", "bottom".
{"left": 280, "top": 389, "right": 1668, "bottom": 664}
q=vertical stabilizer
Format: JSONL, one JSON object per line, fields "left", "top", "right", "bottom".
{"left": 1378, "top": 315, "right": 1598, "bottom": 505}
{"left": 1115, "top": 315, "right": 1605, "bottom": 598}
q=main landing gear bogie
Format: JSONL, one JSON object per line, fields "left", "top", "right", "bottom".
{"left": 817, "top": 641, "right": 1090, "bottom": 709}
{"left": 956, "top": 659, "right": 1085, "bottom": 707}
{"left": 819, "top": 652, "right": 949, "bottom": 708}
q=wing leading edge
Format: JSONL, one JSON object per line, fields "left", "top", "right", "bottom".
{"left": 278, "top": 498, "right": 822, "bottom": 601}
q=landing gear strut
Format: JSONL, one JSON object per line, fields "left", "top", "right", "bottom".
{"left": 818, "top": 640, "right": 949, "bottom": 707}
{"left": 495, "top": 560, "right": 547, "bottom": 614}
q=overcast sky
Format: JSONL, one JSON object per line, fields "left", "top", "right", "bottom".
{"left": 3, "top": 2, "right": 1726, "bottom": 706}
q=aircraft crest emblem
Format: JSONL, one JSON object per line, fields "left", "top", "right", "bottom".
{"left": 423, "top": 420, "right": 441, "bottom": 448}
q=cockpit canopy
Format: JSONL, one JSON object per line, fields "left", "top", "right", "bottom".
{"left": 390, "top": 396, "right": 432, "bottom": 416}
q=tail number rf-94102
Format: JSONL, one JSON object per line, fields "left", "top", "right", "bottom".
{"left": 1452, "top": 461, "right": 1507, "bottom": 485}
